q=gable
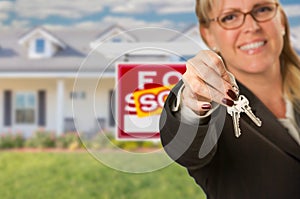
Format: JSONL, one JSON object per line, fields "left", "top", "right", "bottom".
{"left": 19, "top": 27, "right": 66, "bottom": 48}
{"left": 171, "top": 26, "right": 200, "bottom": 41}
{"left": 90, "top": 25, "right": 138, "bottom": 48}
{"left": 18, "top": 27, "right": 66, "bottom": 59}
{"left": 169, "top": 25, "right": 208, "bottom": 50}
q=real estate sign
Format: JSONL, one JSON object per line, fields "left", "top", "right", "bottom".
{"left": 116, "top": 63, "right": 186, "bottom": 140}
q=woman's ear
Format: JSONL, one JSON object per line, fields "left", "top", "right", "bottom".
{"left": 279, "top": 9, "right": 286, "bottom": 36}
{"left": 199, "top": 25, "right": 217, "bottom": 50}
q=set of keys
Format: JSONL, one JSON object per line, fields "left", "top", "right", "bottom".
{"left": 227, "top": 95, "right": 262, "bottom": 138}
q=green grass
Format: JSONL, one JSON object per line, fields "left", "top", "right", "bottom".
{"left": 0, "top": 151, "right": 206, "bottom": 199}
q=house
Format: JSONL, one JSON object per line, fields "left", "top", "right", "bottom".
{"left": 0, "top": 24, "right": 206, "bottom": 138}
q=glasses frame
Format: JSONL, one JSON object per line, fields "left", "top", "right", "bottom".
{"left": 208, "top": 2, "right": 279, "bottom": 30}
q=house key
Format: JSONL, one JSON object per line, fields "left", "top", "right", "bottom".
{"left": 227, "top": 95, "right": 262, "bottom": 138}
{"left": 228, "top": 107, "right": 241, "bottom": 137}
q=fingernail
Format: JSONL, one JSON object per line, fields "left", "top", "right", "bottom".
{"left": 227, "top": 89, "right": 238, "bottom": 101}
{"left": 201, "top": 103, "right": 212, "bottom": 110}
{"left": 222, "top": 98, "right": 234, "bottom": 107}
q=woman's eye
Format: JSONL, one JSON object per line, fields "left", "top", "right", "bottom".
{"left": 220, "top": 13, "right": 238, "bottom": 23}
{"left": 255, "top": 5, "right": 273, "bottom": 13}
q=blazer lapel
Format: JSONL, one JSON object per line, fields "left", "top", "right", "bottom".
{"left": 294, "top": 108, "right": 300, "bottom": 128}
{"left": 237, "top": 82, "right": 300, "bottom": 161}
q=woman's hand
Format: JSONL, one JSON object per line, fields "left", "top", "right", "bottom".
{"left": 182, "top": 50, "right": 238, "bottom": 115}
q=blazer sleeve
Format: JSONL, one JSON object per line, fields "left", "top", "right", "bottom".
{"left": 159, "top": 80, "right": 227, "bottom": 169}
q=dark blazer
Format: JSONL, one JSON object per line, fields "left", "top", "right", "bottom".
{"left": 160, "top": 80, "right": 300, "bottom": 199}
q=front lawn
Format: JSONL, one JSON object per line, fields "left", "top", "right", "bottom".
{"left": 0, "top": 151, "right": 206, "bottom": 199}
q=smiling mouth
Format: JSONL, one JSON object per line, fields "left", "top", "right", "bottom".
{"left": 239, "top": 41, "right": 266, "bottom": 51}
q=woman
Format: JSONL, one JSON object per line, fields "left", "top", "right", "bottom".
{"left": 159, "top": 0, "right": 300, "bottom": 198}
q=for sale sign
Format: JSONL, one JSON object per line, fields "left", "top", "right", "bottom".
{"left": 116, "top": 63, "right": 186, "bottom": 140}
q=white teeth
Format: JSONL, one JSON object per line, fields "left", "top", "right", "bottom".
{"left": 240, "top": 41, "right": 264, "bottom": 51}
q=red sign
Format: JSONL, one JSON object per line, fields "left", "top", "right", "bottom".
{"left": 116, "top": 63, "right": 186, "bottom": 140}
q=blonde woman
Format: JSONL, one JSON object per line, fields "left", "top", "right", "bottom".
{"left": 160, "top": 0, "right": 300, "bottom": 198}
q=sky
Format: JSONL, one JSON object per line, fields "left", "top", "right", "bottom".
{"left": 1, "top": 0, "right": 300, "bottom": 31}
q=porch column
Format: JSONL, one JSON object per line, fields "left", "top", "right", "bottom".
{"left": 56, "top": 79, "right": 65, "bottom": 136}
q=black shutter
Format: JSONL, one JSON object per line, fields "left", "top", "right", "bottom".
{"left": 109, "top": 90, "right": 115, "bottom": 127}
{"left": 38, "top": 90, "right": 46, "bottom": 126}
{"left": 3, "top": 90, "right": 12, "bottom": 126}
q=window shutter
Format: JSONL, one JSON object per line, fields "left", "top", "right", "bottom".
{"left": 38, "top": 90, "right": 46, "bottom": 126}
{"left": 109, "top": 90, "right": 115, "bottom": 127}
{"left": 3, "top": 90, "right": 12, "bottom": 126}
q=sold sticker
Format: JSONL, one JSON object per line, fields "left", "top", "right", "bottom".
{"left": 133, "top": 85, "right": 174, "bottom": 117}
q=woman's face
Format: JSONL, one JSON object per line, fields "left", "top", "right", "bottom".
{"left": 202, "top": 0, "right": 285, "bottom": 76}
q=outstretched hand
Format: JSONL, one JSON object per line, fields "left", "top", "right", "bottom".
{"left": 182, "top": 50, "right": 239, "bottom": 115}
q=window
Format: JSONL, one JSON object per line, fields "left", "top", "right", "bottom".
{"left": 15, "top": 93, "right": 36, "bottom": 124}
{"left": 35, "top": 39, "right": 45, "bottom": 53}
{"left": 112, "top": 37, "right": 122, "bottom": 43}
{"left": 70, "top": 91, "right": 86, "bottom": 100}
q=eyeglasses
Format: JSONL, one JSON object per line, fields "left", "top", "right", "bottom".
{"left": 208, "top": 2, "right": 279, "bottom": 30}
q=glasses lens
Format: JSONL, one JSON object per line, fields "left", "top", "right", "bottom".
{"left": 219, "top": 12, "right": 243, "bottom": 29}
{"left": 252, "top": 3, "right": 277, "bottom": 22}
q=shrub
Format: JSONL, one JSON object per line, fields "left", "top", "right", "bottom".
{"left": 140, "top": 141, "right": 158, "bottom": 148}
{"left": 56, "top": 132, "right": 83, "bottom": 150}
{"left": 109, "top": 139, "right": 161, "bottom": 151}
{"left": 0, "top": 130, "right": 162, "bottom": 151}
{"left": 56, "top": 132, "right": 75, "bottom": 148}
{"left": 13, "top": 133, "right": 25, "bottom": 148}
{"left": 25, "top": 131, "right": 56, "bottom": 148}
{"left": 84, "top": 131, "right": 116, "bottom": 149}
{"left": 122, "top": 141, "right": 140, "bottom": 151}
{"left": 0, "top": 133, "right": 25, "bottom": 149}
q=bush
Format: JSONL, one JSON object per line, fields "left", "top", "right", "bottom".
{"left": 25, "top": 131, "right": 56, "bottom": 148}
{"left": 140, "top": 141, "right": 161, "bottom": 148}
{"left": 0, "top": 130, "right": 162, "bottom": 151}
{"left": 56, "top": 132, "right": 76, "bottom": 148}
{"left": 0, "top": 133, "right": 25, "bottom": 149}
{"left": 121, "top": 141, "right": 140, "bottom": 151}
{"left": 109, "top": 139, "right": 162, "bottom": 151}
{"left": 56, "top": 132, "right": 83, "bottom": 150}
{"left": 86, "top": 132, "right": 116, "bottom": 149}
{"left": 13, "top": 133, "right": 25, "bottom": 148}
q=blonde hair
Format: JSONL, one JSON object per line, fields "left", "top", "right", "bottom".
{"left": 196, "top": 0, "right": 300, "bottom": 112}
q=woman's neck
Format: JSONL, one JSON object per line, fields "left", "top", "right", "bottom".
{"left": 232, "top": 68, "right": 286, "bottom": 118}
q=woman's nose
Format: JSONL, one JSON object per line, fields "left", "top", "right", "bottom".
{"left": 242, "top": 14, "right": 261, "bottom": 32}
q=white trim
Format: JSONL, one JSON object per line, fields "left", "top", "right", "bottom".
{"left": 56, "top": 80, "right": 64, "bottom": 135}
